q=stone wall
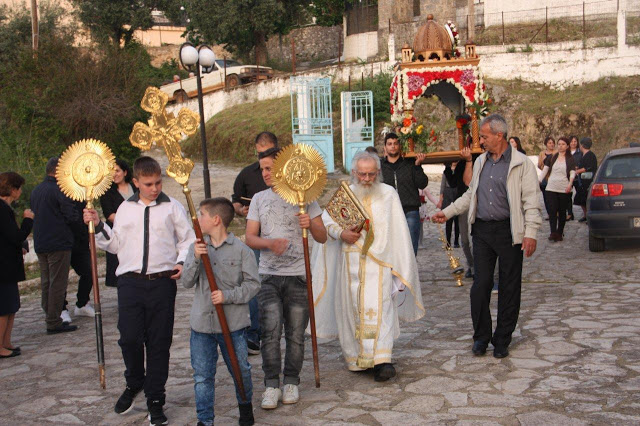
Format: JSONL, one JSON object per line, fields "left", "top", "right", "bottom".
{"left": 266, "top": 24, "right": 343, "bottom": 64}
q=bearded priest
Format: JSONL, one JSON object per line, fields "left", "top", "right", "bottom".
{"left": 311, "top": 151, "right": 425, "bottom": 382}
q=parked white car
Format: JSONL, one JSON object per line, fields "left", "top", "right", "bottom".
{"left": 160, "top": 59, "right": 274, "bottom": 102}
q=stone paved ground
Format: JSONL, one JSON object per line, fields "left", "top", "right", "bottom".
{"left": 2, "top": 167, "right": 640, "bottom": 425}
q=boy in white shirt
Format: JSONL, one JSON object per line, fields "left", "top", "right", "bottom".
{"left": 84, "top": 156, "right": 194, "bottom": 425}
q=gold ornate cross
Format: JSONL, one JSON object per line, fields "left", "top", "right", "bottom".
{"left": 129, "top": 87, "right": 200, "bottom": 185}
{"left": 365, "top": 308, "right": 377, "bottom": 320}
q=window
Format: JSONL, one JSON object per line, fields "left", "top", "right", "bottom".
{"left": 603, "top": 154, "right": 640, "bottom": 179}
{"left": 413, "top": 0, "right": 421, "bottom": 17}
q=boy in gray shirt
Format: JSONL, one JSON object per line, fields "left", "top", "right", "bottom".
{"left": 245, "top": 148, "right": 327, "bottom": 410}
{"left": 181, "top": 198, "right": 260, "bottom": 426}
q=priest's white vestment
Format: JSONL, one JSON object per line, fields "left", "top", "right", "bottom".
{"left": 311, "top": 183, "right": 425, "bottom": 370}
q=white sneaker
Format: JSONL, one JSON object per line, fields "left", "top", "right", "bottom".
{"left": 282, "top": 384, "right": 299, "bottom": 404}
{"left": 60, "top": 310, "right": 72, "bottom": 323}
{"left": 261, "top": 387, "right": 282, "bottom": 410}
{"left": 74, "top": 303, "right": 95, "bottom": 317}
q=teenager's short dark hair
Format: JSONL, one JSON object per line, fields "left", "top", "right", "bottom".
{"left": 200, "top": 197, "right": 235, "bottom": 228}
{"left": 384, "top": 133, "right": 399, "bottom": 144}
{"left": 255, "top": 132, "right": 278, "bottom": 148}
{"left": 580, "top": 137, "right": 593, "bottom": 149}
{"left": 46, "top": 157, "right": 59, "bottom": 175}
{"left": 364, "top": 146, "right": 378, "bottom": 154}
{"left": 133, "top": 156, "right": 162, "bottom": 179}
{"left": 0, "top": 172, "right": 25, "bottom": 196}
{"left": 116, "top": 159, "right": 133, "bottom": 183}
{"left": 258, "top": 147, "right": 280, "bottom": 160}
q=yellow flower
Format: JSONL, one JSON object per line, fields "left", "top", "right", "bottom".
{"left": 416, "top": 125, "right": 424, "bottom": 135}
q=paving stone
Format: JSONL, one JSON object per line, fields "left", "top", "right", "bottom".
{"left": 405, "top": 376, "right": 469, "bottom": 394}
{"left": 324, "top": 407, "right": 367, "bottom": 420}
{"left": 448, "top": 406, "right": 515, "bottom": 417}
{"left": 394, "top": 395, "right": 444, "bottom": 414}
{"left": 517, "top": 410, "right": 588, "bottom": 425}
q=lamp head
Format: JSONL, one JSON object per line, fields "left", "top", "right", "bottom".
{"left": 180, "top": 44, "right": 199, "bottom": 71}
{"left": 198, "top": 46, "right": 216, "bottom": 73}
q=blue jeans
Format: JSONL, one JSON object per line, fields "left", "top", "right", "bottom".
{"left": 258, "top": 274, "right": 309, "bottom": 388}
{"left": 247, "top": 249, "right": 261, "bottom": 345}
{"left": 190, "top": 329, "right": 253, "bottom": 425}
{"left": 405, "top": 210, "right": 421, "bottom": 256}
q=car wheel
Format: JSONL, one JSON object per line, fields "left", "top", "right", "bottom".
{"left": 173, "top": 89, "right": 188, "bottom": 103}
{"left": 588, "top": 231, "right": 605, "bottom": 252}
{"left": 226, "top": 74, "right": 240, "bottom": 88}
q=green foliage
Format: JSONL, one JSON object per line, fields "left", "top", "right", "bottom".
{"left": 70, "top": 0, "right": 175, "bottom": 46}
{"left": 307, "top": 0, "right": 346, "bottom": 27}
{"left": 0, "top": 2, "right": 181, "bottom": 207}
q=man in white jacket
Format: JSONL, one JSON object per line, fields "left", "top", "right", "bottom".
{"left": 433, "top": 114, "right": 541, "bottom": 359}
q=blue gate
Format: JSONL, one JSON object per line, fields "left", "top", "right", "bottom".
{"left": 290, "top": 76, "right": 335, "bottom": 173}
{"left": 341, "top": 91, "right": 374, "bottom": 173}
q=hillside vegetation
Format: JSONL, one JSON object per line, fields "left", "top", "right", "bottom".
{"left": 183, "top": 75, "right": 640, "bottom": 170}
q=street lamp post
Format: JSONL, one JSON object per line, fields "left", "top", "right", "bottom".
{"left": 179, "top": 42, "right": 216, "bottom": 198}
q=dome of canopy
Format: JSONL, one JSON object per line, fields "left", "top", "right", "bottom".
{"left": 413, "top": 14, "right": 453, "bottom": 57}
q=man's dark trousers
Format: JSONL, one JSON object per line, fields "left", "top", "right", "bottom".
{"left": 117, "top": 276, "right": 177, "bottom": 402}
{"left": 470, "top": 219, "right": 523, "bottom": 349}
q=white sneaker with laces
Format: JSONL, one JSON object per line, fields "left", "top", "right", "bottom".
{"left": 282, "top": 384, "right": 299, "bottom": 404}
{"left": 261, "top": 387, "right": 282, "bottom": 410}
{"left": 60, "top": 310, "right": 72, "bottom": 323}
{"left": 74, "top": 303, "right": 95, "bottom": 317}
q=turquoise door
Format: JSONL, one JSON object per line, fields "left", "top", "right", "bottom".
{"left": 341, "top": 91, "right": 374, "bottom": 173}
{"left": 290, "top": 76, "right": 335, "bottom": 173}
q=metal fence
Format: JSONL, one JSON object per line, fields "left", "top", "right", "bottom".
{"left": 346, "top": 0, "right": 378, "bottom": 36}
{"left": 432, "top": 0, "right": 639, "bottom": 46}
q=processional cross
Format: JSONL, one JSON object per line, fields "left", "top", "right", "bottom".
{"left": 129, "top": 87, "right": 199, "bottom": 185}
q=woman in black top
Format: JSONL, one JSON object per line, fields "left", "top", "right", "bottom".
{"left": 99, "top": 159, "right": 136, "bottom": 287}
{"left": 567, "top": 136, "right": 582, "bottom": 220}
{"left": 0, "top": 172, "right": 34, "bottom": 358}
{"left": 574, "top": 138, "right": 598, "bottom": 222}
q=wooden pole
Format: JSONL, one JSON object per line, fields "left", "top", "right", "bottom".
{"left": 183, "top": 187, "right": 247, "bottom": 400}
{"left": 87, "top": 200, "right": 106, "bottom": 389}
{"left": 545, "top": 7, "right": 549, "bottom": 44}
{"left": 299, "top": 205, "right": 320, "bottom": 388}
{"left": 502, "top": 12, "right": 505, "bottom": 45}
{"left": 338, "top": 32, "right": 342, "bottom": 67}
{"left": 30, "top": 0, "right": 38, "bottom": 51}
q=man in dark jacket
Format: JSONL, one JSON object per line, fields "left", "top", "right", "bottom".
{"left": 381, "top": 133, "right": 428, "bottom": 255}
{"left": 30, "top": 157, "right": 78, "bottom": 334}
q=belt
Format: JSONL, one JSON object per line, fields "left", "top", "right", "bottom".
{"left": 122, "top": 270, "right": 175, "bottom": 280}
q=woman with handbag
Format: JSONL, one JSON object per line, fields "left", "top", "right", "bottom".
{"left": 538, "top": 136, "right": 556, "bottom": 219}
{"left": 574, "top": 138, "right": 598, "bottom": 222}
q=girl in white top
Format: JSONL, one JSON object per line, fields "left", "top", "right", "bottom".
{"left": 538, "top": 137, "right": 576, "bottom": 242}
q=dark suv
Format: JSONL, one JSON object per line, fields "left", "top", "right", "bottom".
{"left": 587, "top": 147, "right": 640, "bottom": 252}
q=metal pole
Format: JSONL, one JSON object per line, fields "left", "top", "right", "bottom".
{"left": 361, "top": 72, "right": 364, "bottom": 90}
{"left": 348, "top": 74, "right": 351, "bottom": 91}
{"left": 195, "top": 65, "right": 211, "bottom": 198}
{"left": 583, "top": 2, "right": 586, "bottom": 46}
{"left": 502, "top": 12, "right": 505, "bottom": 45}
{"left": 224, "top": 56, "right": 227, "bottom": 90}
{"left": 291, "top": 37, "right": 296, "bottom": 73}
{"left": 545, "top": 7, "right": 549, "bottom": 44}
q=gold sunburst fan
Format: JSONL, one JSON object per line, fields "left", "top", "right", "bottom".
{"left": 272, "top": 144, "right": 327, "bottom": 207}
{"left": 56, "top": 139, "right": 115, "bottom": 202}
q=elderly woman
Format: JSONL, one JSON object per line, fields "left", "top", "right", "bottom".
{"left": 0, "top": 172, "right": 34, "bottom": 358}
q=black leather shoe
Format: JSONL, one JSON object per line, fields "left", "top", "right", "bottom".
{"left": 374, "top": 363, "right": 396, "bottom": 382}
{"left": 493, "top": 346, "right": 509, "bottom": 358}
{"left": 46, "top": 323, "right": 78, "bottom": 334}
{"left": 465, "top": 268, "right": 473, "bottom": 278}
{"left": 472, "top": 341, "right": 487, "bottom": 356}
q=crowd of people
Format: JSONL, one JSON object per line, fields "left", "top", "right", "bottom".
{"left": 0, "top": 114, "right": 602, "bottom": 425}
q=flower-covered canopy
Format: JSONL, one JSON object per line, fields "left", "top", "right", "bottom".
{"left": 390, "top": 15, "right": 487, "bottom": 160}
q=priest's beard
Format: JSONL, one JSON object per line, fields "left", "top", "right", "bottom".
{"left": 352, "top": 180, "right": 382, "bottom": 200}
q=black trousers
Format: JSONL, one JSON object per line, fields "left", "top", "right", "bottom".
{"left": 64, "top": 243, "right": 92, "bottom": 309}
{"left": 545, "top": 191, "right": 568, "bottom": 235}
{"left": 471, "top": 220, "right": 523, "bottom": 348}
{"left": 117, "top": 276, "right": 177, "bottom": 403}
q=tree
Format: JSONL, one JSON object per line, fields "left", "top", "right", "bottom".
{"left": 168, "top": 0, "right": 312, "bottom": 65}
{"left": 71, "top": 0, "right": 174, "bottom": 47}
{"left": 307, "top": 0, "right": 346, "bottom": 27}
